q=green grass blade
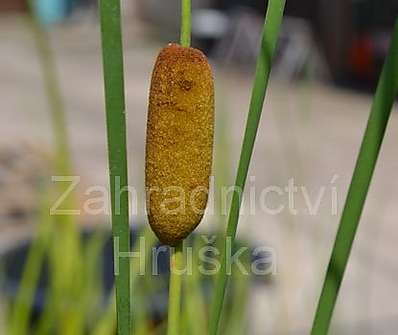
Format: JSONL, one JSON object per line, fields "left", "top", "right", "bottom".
{"left": 222, "top": 253, "right": 250, "bottom": 335}
{"left": 16, "top": 4, "right": 82, "bottom": 334}
{"left": 310, "top": 21, "right": 398, "bottom": 335}
{"left": 99, "top": 1, "right": 131, "bottom": 334}
{"left": 8, "top": 195, "right": 53, "bottom": 335}
{"left": 208, "top": 1, "right": 286, "bottom": 334}
{"left": 27, "top": 0, "right": 71, "bottom": 176}
{"left": 69, "top": 231, "right": 107, "bottom": 334}
{"left": 92, "top": 291, "right": 117, "bottom": 335}
{"left": 183, "top": 239, "right": 207, "bottom": 335}
{"left": 131, "top": 228, "right": 158, "bottom": 335}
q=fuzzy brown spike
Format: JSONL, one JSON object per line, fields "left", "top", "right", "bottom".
{"left": 145, "top": 43, "right": 215, "bottom": 246}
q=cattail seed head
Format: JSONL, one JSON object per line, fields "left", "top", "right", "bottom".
{"left": 145, "top": 43, "right": 215, "bottom": 246}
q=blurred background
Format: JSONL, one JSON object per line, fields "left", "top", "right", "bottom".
{"left": 0, "top": 0, "right": 398, "bottom": 334}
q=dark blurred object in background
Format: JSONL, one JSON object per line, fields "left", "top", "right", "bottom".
{"left": 137, "top": 0, "right": 398, "bottom": 89}
{"left": 0, "top": 0, "right": 27, "bottom": 12}
{"left": 2, "top": 0, "right": 397, "bottom": 89}
{"left": 0, "top": 0, "right": 97, "bottom": 24}
{"left": 344, "top": 0, "right": 398, "bottom": 88}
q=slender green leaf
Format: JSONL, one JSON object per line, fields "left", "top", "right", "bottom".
{"left": 208, "top": 1, "right": 286, "bottom": 334}
{"left": 310, "top": 21, "right": 398, "bottom": 335}
{"left": 8, "top": 194, "right": 53, "bottom": 335}
{"left": 99, "top": 1, "right": 131, "bottom": 334}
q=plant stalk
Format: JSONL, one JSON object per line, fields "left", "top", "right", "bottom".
{"left": 167, "top": 243, "right": 184, "bottom": 335}
{"left": 310, "top": 21, "right": 398, "bottom": 335}
{"left": 180, "top": 0, "right": 191, "bottom": 47}
{"left": 27, "top": 0, "right": 71, "bottom": 176}
{"left": 165, "top": 1, "right": 191, "bottom": 333}
{"left": 99, "top": 1, "right": 131, "bottom": 335}
{"left": 208, "top": 1, "right": 286, "bottom": 334}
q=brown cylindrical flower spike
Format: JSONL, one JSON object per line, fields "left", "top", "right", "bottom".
{"left": 145, "top": 43, "right": 215, "bottom": 246}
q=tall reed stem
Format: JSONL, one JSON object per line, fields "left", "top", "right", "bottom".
{"left": 208, "top": 1, "right": 286, "bottom": 334}
{"left": 180, "top": 0, "right": 191, "bottom": 47}
{"left": 165, "top": 1, "right": 192, "bottom": 333}
{"left": 167, "top": 243, "right": 184, "bottom": 335}
{"left": 10, "top": 5, "right": 77, "bottom": 334}
{"left": 99, "top": 1, "right": 131, "bottom": 335}
{"left": 310, "top": 21, "right": 398, "bottom": 335}
{"left": 27, "top": 0, "right": 71, "bottom": 176}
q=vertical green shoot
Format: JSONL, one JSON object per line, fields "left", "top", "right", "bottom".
{"left": 167, "top": 243, "right": 184, "bottom": 335}
{"left": 99, "top": 1, "right": 131, "bottom": 335}
{"left": 310, "top": 21, "right": 398, "bottom": 335}
{"left": 208, "top": 0, "right": 286, "bottom": 334}
{"left": 27, "top": 0, "right": 71, "bottom": 176}
{"left": 180, "top": 0, "right": 191, "bottom": 47}
{"left": 166, "top": 1, "right": 192, "bottom": 333}
{"left": 8, "top": 194, "right": 53, "bottom": 335}
{"left": 11, "top": 4, "right": 78, "bottom": 334}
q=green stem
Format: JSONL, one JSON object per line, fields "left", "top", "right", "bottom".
{"left": 165, "top": 0, "right": 190, "bottom": 332}
{"left": 208, "top": 1, "right": 286, "bottom": 334}
{"left": 99, "top": 1, "right": 131, "bottom": 335}
{"left": 310, "top": 21, "right": 398, "bottom": 335}
{"left": 15, "top": 5, "right": 78, "bottom": 334}
{"left": 167, "top": 243, "right": 184, "bottom": 335}
{"left": 180, "top": 0, "right": 191, "bottom": 47}
{"left": 9, "top": 195, "right": 52, "bottom": 335}
{"left": 27, "top": 0, "right": 71, "bottom": 175}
